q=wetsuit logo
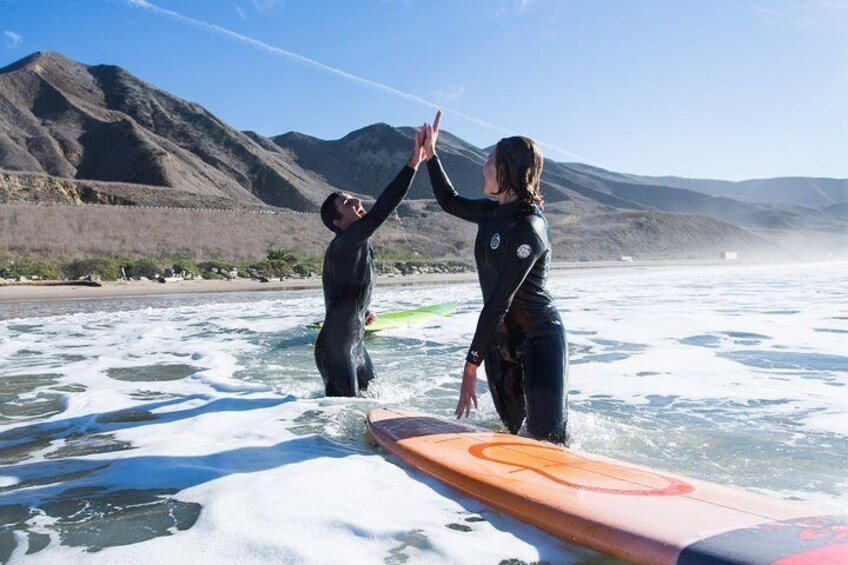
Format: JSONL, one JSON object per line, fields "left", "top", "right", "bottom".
{"left": 490, "top": 233, "right": 501, "bottom": 250}
{"left": 516, "top": 244, "right": 532, "bottom": 259}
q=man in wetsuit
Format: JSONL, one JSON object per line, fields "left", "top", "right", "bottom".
{"left": 314, "top": 131, "right": 424, "bottom": 396}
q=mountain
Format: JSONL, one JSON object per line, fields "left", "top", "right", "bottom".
{"left": 567, "top": 164, "right": 848, "bottom": 209}
{"left": 2, "top": 52, "right": 844, "bottom": 228}
{"left": 270, "top": 125, "right": 600, "bottom": 212}
{"left": 0, "top": 51, "right": 334, "bottom": 210}
{"left": 272, "top": 124, "right": 826, "bottom": 231}
{"left": 3, "top": 51, "right": 846, "bottom": 261}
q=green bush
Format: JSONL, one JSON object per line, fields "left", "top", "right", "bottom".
{"left": 0, "top": 258, "right": 60, "bottom": 280}
{"left": 127, "top": 258, "right": 161, "bottom": 279}
{"left": 266, "top": 249, "right": 297, "bottom": 264}
{"left": 293, "top": 263, "right": 318, "bottom": 276}
{"left": 198, "top": 260, "right": 237, "bottom": 279}
{"left": 252, "top": 260, "right": 294, "bottom": 278}
{"left": 172, "top": 259, "right": 199, "bottom": 276}
{"left": 198, "top": 260, "right": 234, "bottom": 272}
{"left": 64, "top": 257, "right": 121, "bottom": 281}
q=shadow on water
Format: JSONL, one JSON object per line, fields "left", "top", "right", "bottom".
{"left": 718, "top": 350, "right": 848, "bottom": 372}
{"left": 0, "top": 395, "right": 294, "bottom": 465}
{"left": 0, "top": 432, "right": 350, "bottom": 559}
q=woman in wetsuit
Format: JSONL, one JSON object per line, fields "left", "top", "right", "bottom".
{"left": 422, "top": 113, "right": 567, "bottom": 444}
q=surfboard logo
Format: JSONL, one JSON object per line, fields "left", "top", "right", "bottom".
{"left": 490, "top": 233, "right": 501, "bottom": 249}
{"left": 516, "top": 244, "right": 532, "bottom": 259}
{"left": 468, "top": 442, "right": 695, "bottom": 497}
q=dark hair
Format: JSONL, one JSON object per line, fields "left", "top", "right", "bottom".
{"left": 494, "top": 136, "right": 544, "bottom": 213}
{"left": 320, "top": 192, "right": 344, "bottom": 233}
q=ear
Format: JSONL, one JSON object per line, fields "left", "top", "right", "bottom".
{"left": 332, "top": 217, "right": 344, "bottom": 230}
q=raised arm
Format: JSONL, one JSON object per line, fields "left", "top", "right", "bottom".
{"left": 465, "top": 220, "right": 545, "bottom": 366}
{"left": 427, "top": 155, "right": 496, "bottom": 223}
{"left": 342, "top": 131, "right": 424, "bottom": 244}
{"left": 342, "top": 165, "right": 416, "bottom": 244}
{"left": 422, "top": 112, "right": 495, "bottom": 223}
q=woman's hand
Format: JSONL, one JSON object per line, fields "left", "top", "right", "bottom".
{"left": 455, "top": 361, "right": 479, "bottom": 419}
{"left": 365, "top": 311, "right": 377, "bottom": 326}
{"left": 422, "top": 110, "right": 442, "bottom": 161}
{"left": 408, "top": 126, "right": 426, "bottom": 169}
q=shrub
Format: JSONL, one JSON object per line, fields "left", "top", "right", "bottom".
{"left": 172, "top": 259, "right": 199, "bottom": 276}
{"left": 257, "top": 260, "right": 294, "bottom": 278}
{"left": 293, "top": 263, "right": 320, "bottom": 276}
{"left": 266, "top": 249, "right": 297, "bottom": 264}
{"left": 127, "top": 258, "right": 161, "bottom": 279}
{"left": 0, "top": 258, "right": 60, "bottom": 280}
{"left": 197, "top": 260, "right": 237, "bottom": 279}
{"left": 64, "top": 257, "right": 122, "bottom": 281}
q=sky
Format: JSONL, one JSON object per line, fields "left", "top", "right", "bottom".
{"left": 1, "top": 0, "right": 846, "bottom": 180}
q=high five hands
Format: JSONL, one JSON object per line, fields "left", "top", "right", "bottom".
{"left": 409, "top": 110, "right": 442, "bottom": 169}
{"left": 422, "top": 110, "right": 442, "bottom": 161}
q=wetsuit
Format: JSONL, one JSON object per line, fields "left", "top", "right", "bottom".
{"left": 315, "top": 165, "right": 416, "bottom": 397}
{"left": 427, "top": 155, "right": 567, "bottom": 443}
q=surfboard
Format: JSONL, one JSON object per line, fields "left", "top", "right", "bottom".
{"left": 307, "top": 303, "right": 456, "bottom": 333}
{"left": 366, "top": 408, "right": 848, "bottom": 565}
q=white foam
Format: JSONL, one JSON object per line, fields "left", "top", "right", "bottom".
{"left": 1, "top": 262, "right": 846, "bottom": 562}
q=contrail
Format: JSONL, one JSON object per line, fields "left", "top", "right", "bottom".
{"left": 124, "top": 0, "right": 603, "bottom": 165}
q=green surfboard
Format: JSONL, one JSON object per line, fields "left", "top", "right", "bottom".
{"left": 307, "top": 303, "right": 456, "bottom": 333}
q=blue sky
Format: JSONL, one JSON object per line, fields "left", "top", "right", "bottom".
{"left": 1, "top": 0, "right": 846, "bottom": 180}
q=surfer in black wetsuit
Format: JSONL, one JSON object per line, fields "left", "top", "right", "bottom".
{"left": 315, "top": 130, "right": 425, "bottom": 397}
{"left": 422, "top": 112, "right": 568, "bottom": 444}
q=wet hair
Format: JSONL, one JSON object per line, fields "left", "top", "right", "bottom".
{"left": 494, "top": 136, "right": 544, "bottom": 213}
{"left": 320, "top": 192, "right": 344, "bottom": 233}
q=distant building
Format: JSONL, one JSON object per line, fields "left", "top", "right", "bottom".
{"left": 719, "top": 251, "right": 738, "bottom": 260}
{"left": 618, "top": 255, "right": 634, "bottom": 262}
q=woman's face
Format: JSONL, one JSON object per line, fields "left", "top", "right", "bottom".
{"left": 483, "top": 150, "right": 498, "bottom": 196}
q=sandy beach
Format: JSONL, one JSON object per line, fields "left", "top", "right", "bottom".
{"left": 0, "top": 272, "right": 481, "bottom": 302}
{"left": 0, "top": 259, "right": 791, "bottom": 303}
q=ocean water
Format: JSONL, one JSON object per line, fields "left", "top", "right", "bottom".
{"left": 0, "top": 262, "right": 846, "bottom": 564}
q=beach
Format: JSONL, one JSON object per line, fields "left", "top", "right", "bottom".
{"left": 0, "top": 259, "right": 777, "bottom": 303}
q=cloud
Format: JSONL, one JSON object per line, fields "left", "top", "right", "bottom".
{"left": 494, "top": 0, "right": 536, "bottom": 17}
{"left": 235, "top": 4, "right": 248, "bottom": 20}
{"left": 3, "top": 30, "right": 22, "bottom": 48}
{"left": 518, "top": 0, "right": 535, "bottom": 12}
{"left": 754, "top": 4, "right": 815, "bottom": 28}
{"left": 755, "top": 1, "right": 848, "bottom": 29}
{"left": 432, "top": 86, "right": 466, "bottom": 105}
{"left": 251, "top": 0, "right": 277, "bottom": 13}
{"left": 121, "top": 0, "right": 601, "bottom": 165}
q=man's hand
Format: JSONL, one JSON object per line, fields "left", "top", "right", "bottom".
{"left": 422, "top": 110, "right": 442, "bottom": 161}
{"left": 365, "top": 311, "right": 377, "bottom": 326}
{"left": 455, "top": 361, "right": 479, "bottom": 419}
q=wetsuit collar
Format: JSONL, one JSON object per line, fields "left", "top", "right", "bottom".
{"left": 494, "top": 199, "right": 537, "bottom": 219}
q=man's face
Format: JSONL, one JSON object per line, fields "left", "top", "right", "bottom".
{"left": 333, "top": 193, "right": 366, "bottom": 231}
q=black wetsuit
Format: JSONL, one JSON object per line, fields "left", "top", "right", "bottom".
{"left": 315, "top": 165, "right": 416, "bottom": 397}
{"left": 427, "top": 155, "right": 567, "bottom": 443}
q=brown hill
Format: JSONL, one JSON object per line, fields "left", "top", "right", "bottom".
{"left": 0, "top": 51, "right": 815, "bottom": 262}
{"left": 0, "top": 51, "right": 333, "bottom": 210}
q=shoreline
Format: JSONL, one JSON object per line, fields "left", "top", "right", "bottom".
{"left": 0, "top": 259, "right": 834, "bottom": 303}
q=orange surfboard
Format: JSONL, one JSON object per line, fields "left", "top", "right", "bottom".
{"left": 366, "top": 408, "right": 848, "bottom": 565}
